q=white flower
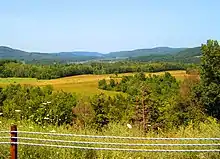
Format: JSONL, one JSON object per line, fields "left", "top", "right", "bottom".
{"left": 0, "top": 113, "right": 3, "bottom": 116}
{"left": 47, "top": 101, "right": 51, "bottom": 104}
{"left": 15, "top": 110, "right": 21, "bottom": 113}
{"left": 127, "top": 124, "right": 132, "bottom": 129}
{"left": 44, "top": 117, "right": 49, "bottom": 120}
{"left": 42, "top": 103, "right": 47, "bottom": 105}
{"left": 147, "top": 124, "right": 151, "bottom": 127}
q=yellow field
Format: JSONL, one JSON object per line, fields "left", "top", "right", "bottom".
{"left": 0, "top": 70, "right": 187, "bottom": 95}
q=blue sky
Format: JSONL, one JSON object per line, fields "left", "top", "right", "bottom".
{"left": 0, "top": 0, "right": 219, "bottom": 53}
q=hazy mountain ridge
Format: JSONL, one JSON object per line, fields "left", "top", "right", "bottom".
{"left": 106, "top": 47, "right": 186, "bottom": 58}
{"left": 0, "top": 46, "right": 202, "bottom": 63}
{"left": 130, "top": 47, "right": 202, "bottom": 63}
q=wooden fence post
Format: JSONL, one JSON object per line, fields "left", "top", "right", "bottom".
{"left": 10, "top": 125, "right": 17, "bottom": 159}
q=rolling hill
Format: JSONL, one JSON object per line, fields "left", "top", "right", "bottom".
{"left": 174, "top": 47, "right": 201, "bottom": 58}
{"left": 0, "top": 45, "right": 202, "bottom": 63}
{"left": 130, "top": 47, "right": 202, "bottom": 63}
{"left": 106, "top": 47, "right": 186, "bottom": 58}
{"left": 0, "top": 46, "right": 103, "bottom": 63}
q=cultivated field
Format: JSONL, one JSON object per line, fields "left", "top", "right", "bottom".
{"left": 0, "top": 70, "right": 187, "bottom": 95}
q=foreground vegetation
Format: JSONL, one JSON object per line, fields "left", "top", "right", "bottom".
{"left": 0, "top": 118, "right": 220, "bottom": 159}
{"left": 0, "top": 40, "right": 219, "bottom": 158}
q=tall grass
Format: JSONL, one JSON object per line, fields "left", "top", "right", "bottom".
{"left": 0, "top": 118, "right": 219, "bottom": 159}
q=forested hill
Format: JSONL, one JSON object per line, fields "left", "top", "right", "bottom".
{"left": 0, "top": 45, "right": 201, "bottom": 63}
{"left": 174, "top": 47, "right": 201, "bottom": 58}
{"left": 106, "top": 47, "right": 186, "bottom": 58}
{"left": 130, "top": 47, "right": 202, "bottom": 63}
{"left": 0, "top": 46, "right": 103, "bottom": 63}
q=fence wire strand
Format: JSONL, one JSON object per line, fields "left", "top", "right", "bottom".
{"left": 0, "top": 142, "right": 220, "bottom": 152}
{"left": 1, "top": 131, "right": 220, "bottom": 140}
{"left": 1, "top": 130, "right": 220, "bottom": 153}
{"left": 2, "top": 137, "right": 219, "bottom": 147}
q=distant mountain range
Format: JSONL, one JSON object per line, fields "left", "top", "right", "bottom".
{"left": 129, "top": 47, "right": 201, "bottom": 63}
{"left": 105, "top": 47, "right": 186, "bottom": 58}
{"left": 0, "top": 46, "right": 202, "bottom": 63}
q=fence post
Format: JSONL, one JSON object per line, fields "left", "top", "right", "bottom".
{"left": 10, "top": 125, "right": 17, "bottom": 159}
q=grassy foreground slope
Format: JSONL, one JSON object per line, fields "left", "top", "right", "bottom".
{"left": 0, "top": 71, "right": 187, "bottom": 95}
{"left": 0, "top": 118, "right": 219, "bottom": 159}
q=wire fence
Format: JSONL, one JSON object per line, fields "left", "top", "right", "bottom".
{"left": 0, "top": 125, "right": 220, "bottom": 159}
{"left": 1, "top": 130, "right": 220, "bottom": 140}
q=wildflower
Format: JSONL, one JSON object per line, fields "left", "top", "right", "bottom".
{"left": 0, "top": 113, "right": 3, "bottom": 116}
{"left": 127, "top": 124, "right": 132, "bottom": 129}
{"left": 15, "top": 110, "right": 21, "bottom": 113}
{"left": 42, "top": 103, "right": 47, "bottom": 105}
{"left": 44, "top": 117, "right": 49, "bottom": 120}
{"left": 47, "top": 101, "right": 51, "bottom": 104}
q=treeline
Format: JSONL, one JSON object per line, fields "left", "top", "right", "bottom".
{"left": 0, "top": 60, "right": 189, "bottom": 79}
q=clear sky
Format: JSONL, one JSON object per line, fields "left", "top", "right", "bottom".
{"left": 0, "top": 0, "right": 219, "bottom": 53}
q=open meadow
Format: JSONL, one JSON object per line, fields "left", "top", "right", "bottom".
{"left": 0, "top": 70, "right": 188, "bottom": 95}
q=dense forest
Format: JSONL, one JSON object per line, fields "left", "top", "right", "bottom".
{"left": 0, "top": 60, "right": 190, "bottom": 79}
{"left": 0, "top": 40, "right": 219, "bottom": 133}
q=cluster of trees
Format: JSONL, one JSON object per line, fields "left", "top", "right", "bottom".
{"left": 0, "top": 84, "right": 76, "bottom": 125}
{"left": 0, "top": 60, "right": 188, "bottom": 79}
{"left": 97, "top": 72, "right": 204, "bottom": 131}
